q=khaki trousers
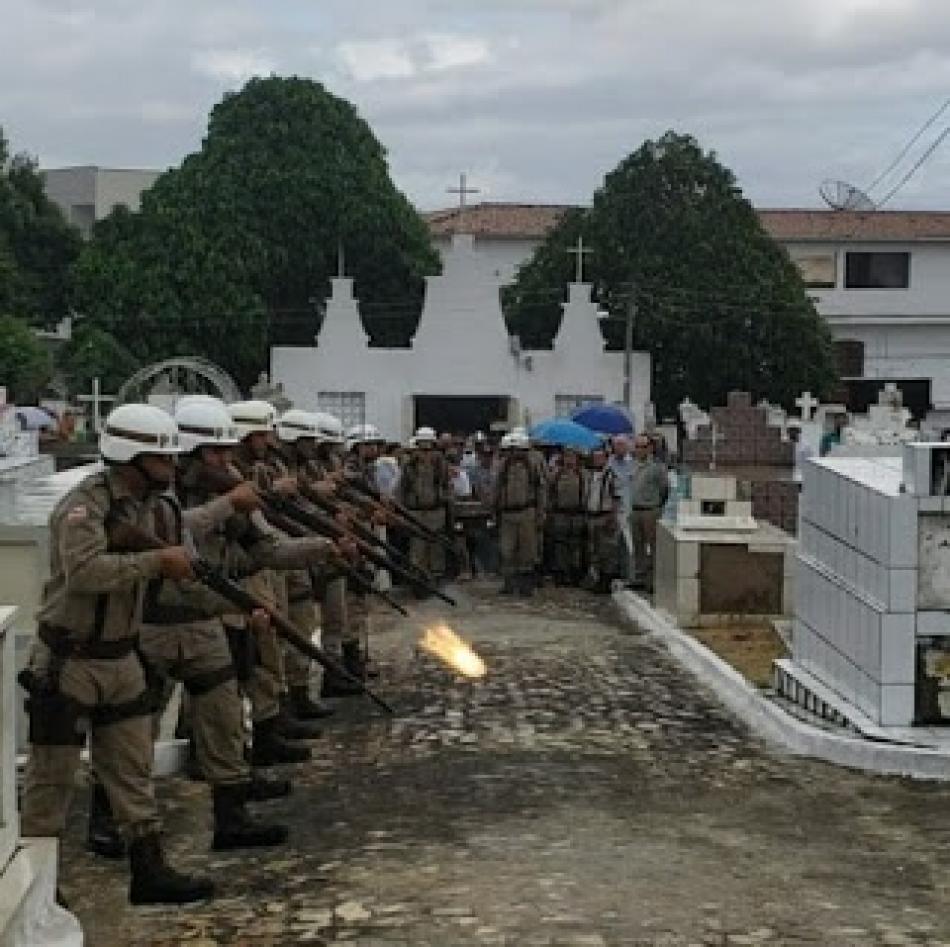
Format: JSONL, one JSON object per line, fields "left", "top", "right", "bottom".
{"left": 499, "top": 507, "right": 538, "bottom": 576}
{"left": 319, "top": 575, "right": 352, "bottom": 658}
{"left": 287, "top": 599, "right": 319, "bottom": 689}
{"left": 21, "top": 646, "right": 161, "bottom": 840}
{"left": 140, "top": 622, "right": 246, "bottom": 786}
{"left": 244, "top": 571, "right": 283, "bottom": 723}
{"left": 630, "top": 507, "right": 661, "bottom": 587}
{"left": 408, "top": 508, "right": 447, "bottom": 577}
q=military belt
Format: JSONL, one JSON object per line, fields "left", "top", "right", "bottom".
{"left": 141, "top": 603, "right": 216, "bottom": 626}
{"left": 38, "top": 624, "right": 136, "bottom": 660}
{"left": 500, "top": 503, "right": 535, "bottom": 512}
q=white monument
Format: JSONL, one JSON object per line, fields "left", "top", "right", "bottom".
{"left": 654, "top": 473, "right": 796, "bottom": 628}
{"left": 833, "top": 383, "right": 918, "bottom": 455}
{"left": 0, "top": 608, "right": 82, "bottom": 945}
{"left": 777, "top": 442, "right": 950, "bottom": 728}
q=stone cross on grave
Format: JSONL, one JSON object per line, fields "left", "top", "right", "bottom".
{"left": 76, "top": 376, "right": 117, "bottom": 434}
{"left": 336, "top": 241, "right": 346, "bottom": 279}
{"left": 566, "top": 236, "right": 593, "bottom": 283}
{"left": 447, "top": 172, "right": 480, "bottom": 231}
{"left": 795, "top": 390, "right": 819, "bottom": 422}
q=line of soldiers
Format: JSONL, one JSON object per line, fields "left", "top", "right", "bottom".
{"left": 18, "top": 398, "right": 433, "bottom": 906}
{"left": 391, "top": 426, "right": 623, "bottom": 597}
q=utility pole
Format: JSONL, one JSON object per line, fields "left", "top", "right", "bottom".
{"left": 623, "top": 294, "right": 636, "bottom": 411}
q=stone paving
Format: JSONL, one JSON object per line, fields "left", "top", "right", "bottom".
{"left": 61, "top": 581, "right": 950, "bottom": 945}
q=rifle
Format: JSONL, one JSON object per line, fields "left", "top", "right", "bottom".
{"left": 262, "top": 501, "right": 409, "bottom": 618}
{"left": 272, "top": 495, "right": 458, "bottom": 608}
{"left": 106, "top": 519, "right": 394, "bottom": 715}
{"left": 341, "top": 477, "right": 457, "bottom": 557}
{"left": 188, "top": 464, "right": 410, "bottom": 617}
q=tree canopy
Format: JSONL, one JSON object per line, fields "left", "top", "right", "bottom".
{"left": 0, "top": 128, "right": 81, "bottom": 326}
{"left": 56, "top": 322, "right": 140, "bottom": 396}
{"left": 503, "top": 132, "right": 838, "bottom": 417}
{"left": 73, "top": 76, "right": 440, "bottom": 388}
{"left": 0, "top": 314, "right": 52, "bottom": 402}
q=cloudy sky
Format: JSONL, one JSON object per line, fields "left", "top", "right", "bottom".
{"left": 4, "top": 0, "right": 950, "bottom": 210}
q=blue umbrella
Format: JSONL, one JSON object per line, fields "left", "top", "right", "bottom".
{"left": 571, "top": 403, "right": 635, "bottom": 436}
{"left": 16, "top": 406, "right": 57, "bottom": 430}
{"left": 529, "top": 418, "right": 604, "bottom": 451}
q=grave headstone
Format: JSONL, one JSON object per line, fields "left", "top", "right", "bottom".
{"left": 681, "top": 391, "right": 799, "bottom": 534}
{"left": 654, "top": 471, "right": 795, "bottom": 628}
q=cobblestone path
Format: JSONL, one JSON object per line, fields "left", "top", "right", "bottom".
{"left": 63, "top": 582, "right": 950, "bottom": 945}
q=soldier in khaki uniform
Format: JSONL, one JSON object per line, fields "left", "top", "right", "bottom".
{"left": 397, "top": 426, "right": 450, "bottom": 581}
{"left": 585, "top": 447, "right": 621, "bottom": 592}
{"left": 493, "top": 431, "right": 547, "bottom": 596}
{"left": 20, "top": 404, "right": 215, "bottom": 904}
{"left": 230, "top": 400, "right": 319, "bottom": 762}
{"left": 546, "top": 448, "right": 589, "bottom": 585}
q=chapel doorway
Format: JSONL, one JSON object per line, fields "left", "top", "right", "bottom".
{"left": 414, "top": 395, "right": 509, "bottom": 438}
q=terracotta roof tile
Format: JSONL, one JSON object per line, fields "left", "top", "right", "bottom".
{"left": 425, "top": 203, "right": 950, "bottom": 243}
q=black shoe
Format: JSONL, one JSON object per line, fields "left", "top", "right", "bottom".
{"left": 86, "top": 782, "right": 125, "bottom": 860}
{"left": 320, "top": 669, "right": 364, "bottom": 698}
{"left": 129, "top": 833, "right": 214, "bottom": 905}
{"left": 211, "top": 784, "right": 288, "bottom": 851}
{"left": 247, "top": 771, "right": 292, "bottom": 801}
{"left": 289, "top": 685, "right": 335, "bottom": 720}
{"left": 251, "top": 717, "right": 311, "bottom": 766}
{"left": 275, "top": 703, "right": 322, "bottom": 741}
{"left": 498, "top": 578, "right": 515, "bottom": 595}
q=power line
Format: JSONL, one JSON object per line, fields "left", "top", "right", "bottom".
{"left": 877, "top": 124, "right": 950, "bottom": 207}
{"left": 866, "top": 96, "right": 950, "bottom": 195}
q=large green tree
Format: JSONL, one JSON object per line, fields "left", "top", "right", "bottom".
{"left": 0, "top": 128, "right": 82, "bottom": 326}
{"left": 504, "top": 132, "right": 837, "bottom": 417}
{"left": 56, "top": 322, "right": 140, "bottom": 396}
{"left": 0, "top": 314, "right": 52, "bottom": 402}
{"left": 74, "top": 76, "right": 440, "bottom": 387}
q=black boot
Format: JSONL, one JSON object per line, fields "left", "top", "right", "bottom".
{"left": 184, "top": 737, "right": 204, "bottom": 781}
{"left": 251, "top": 716, "right": 311, "bottom": 766}
{"left": 342, "top": 641, "right": 367, "bottom": 681}
{"left": 518, "top": 574, "right": 535, "bottom": 598}
{"left": 320, "top": 665, "right": 364, "bottom": 698}
{"left": 247, "top": 770, "right": 292, "bottom": 801}
{"left": 86, "top": 782, "right": 125, "bottom": 860}
{"left": 289, "top": 684, "right": 335, "bottom": 720}
{"left": 499, "top": 576, "right": 515, "bottom": 595}
{"left": 128, "top": 833, "right": 214, "bottom": 905}
{"left": 275, "top": 697, "right": 322, "bottom": 740}
{"left": 211, "top": 784, "right": 288, "bottom": 851}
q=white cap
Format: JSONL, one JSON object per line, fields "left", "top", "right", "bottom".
{"left": 175, "top": 398, "right": 239, "bottom": 453}
{"left": 346, "top": 423, "right": 384, "bottom": 450}
{"left": 315, "top": 411, "right": 345, "bottom": 445}
{"left": 100, "top": 404, "right": 182, "bottom": 463}
{"left": 411, "top": 426, "right": 437, "bottom": 447}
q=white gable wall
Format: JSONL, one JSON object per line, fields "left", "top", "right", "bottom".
{"left": 272, "top": 234, "right": 649, "bottom": 441}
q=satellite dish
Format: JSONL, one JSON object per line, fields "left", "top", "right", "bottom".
{"left": 819, "top": 179, "right": 878, "bottom": 212}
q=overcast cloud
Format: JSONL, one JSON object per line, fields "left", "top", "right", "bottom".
{"left": 3, "top": 0, "right": 950, "bottom": 210}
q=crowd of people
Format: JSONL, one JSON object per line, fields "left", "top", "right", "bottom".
{"left": 18, "top": 400, "right": 670, "bottom": 909}
{"left": 360, "top": 425, "right": 671, "bottom": 597}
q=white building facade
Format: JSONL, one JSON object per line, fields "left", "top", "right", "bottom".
{"left": 42, "top": 165, "right": 161, "bottom": 238}
{"left": 424, "top": 204, "right": 950, "bottom": 427}
{"left": 271, "top": 231, "right": 650, "bottom": 441}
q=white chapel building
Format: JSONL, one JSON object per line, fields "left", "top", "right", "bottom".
{"left": 271, "top": 228, "right": 651, "bottom": 441}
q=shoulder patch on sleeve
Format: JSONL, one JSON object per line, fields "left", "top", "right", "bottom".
{"left": 65, "top": 504, "right": 89, "bottom": 523}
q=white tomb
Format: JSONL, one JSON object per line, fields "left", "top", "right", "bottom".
{"left": 0, "top": 607, "right": 82, "bottom": 945}
{"left": 779, "top": 442, "right": 950, "bottom": 728}
{"left": 654, "top": 474, "right": 796, "bottom": 628}
{"left": 832, "top": 383, "right": 918, "bottom": 456}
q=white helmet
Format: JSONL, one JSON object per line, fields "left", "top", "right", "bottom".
{"left": 229, "top": 400, "right": 277, "bottom": 439}
{"left": 175, "top": 398, "right": 239, "bottom": 453}
{"left": 346, "top": 423, "right": 384, "bottom": 450}
{"left": 100, "top": 403, "right": 182, "bottom": 464}
{"left": 504, "top": 430, "right": 530, "bottom": 450}
{"left": 277, "top": 408, "right": 321, "bottom": 443}
{"left": 411, "top": 426, "right": 437, "bottom": 448}
{"left": 315, "top": 411, "right": 345, "bottom": 445}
